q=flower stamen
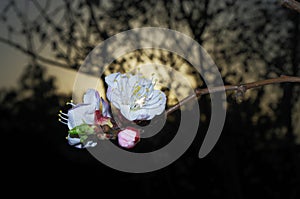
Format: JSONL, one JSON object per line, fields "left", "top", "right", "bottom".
{"left": 66, "top": 100, "right": 75, "bottom": 106}
{"left": 59, "top": 110, "right": 68, "bottom": 116}
{"left": 105, "top": 72, "right": 166, "bottom": 120}
{"left": 58, "top": 118, "right": 68, "bottom": 125}
{"left": 58, "top": 109, "right": 69, "bottom": 125}
{"left": 58, "top": 114, "right": 68, "bottom": 121}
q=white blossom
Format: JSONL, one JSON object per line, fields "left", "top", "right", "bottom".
{"left": 105, "top": 72, "right": 166, "bottom": 121}
{"left": 59, "top": 89, "right": 101, "bottom": 148}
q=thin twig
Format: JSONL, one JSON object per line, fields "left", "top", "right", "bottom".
{"left": 166, "top": 75, "right": 300, "bottom": 115}
{"left": 85, "top": 0, "right": 108, "bottom": 40}
{"left": 281, "top": 0, "right": 300, "bottom": 13}
{"left": 0, "top": 36, "right": 68, "bottom": 67}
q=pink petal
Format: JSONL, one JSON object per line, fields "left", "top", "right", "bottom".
{"left": 117, "top": 127, "right": 140, "bottom": 148}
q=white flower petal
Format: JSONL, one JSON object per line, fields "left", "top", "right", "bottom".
{"left": 67, "top": 104, "right": 95, "bottom": 129}
{"left": 84, "top": 141, "right": 98, "bottom": 148}
{"left": 106, "top": 86, "right": 113, "bottom": 101}
{"left": 105, "top": 72, "right": 166, "bottom": 121}
{"left": 101, "top": 97, "right": 111, "bottom": 117}
{"left": 105, "top": 72, "right": 120, "bottom": 87}
{"left": 83, "top": 89, "right": 100, "bottom": 110}
{"left": 119, "top": 104, "right": 132, "bottom": 120}
{"left": 66, "top": 89, "right": 103, "bottom": 129}
{"left": 128, "top": 75, "right": 139, "bottom": 87}
{"left": 67, "top": 134, "right": 97, "bottom": 148}
{"left": 145, "top": 90, "right": 166, "bottom": 109}
{"left": 67, "top": 134, "right": 81, "bottom": 146}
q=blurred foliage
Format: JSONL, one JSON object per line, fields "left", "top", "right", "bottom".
{"left": 1, "top": 0, "right": 300, "bottom": 198}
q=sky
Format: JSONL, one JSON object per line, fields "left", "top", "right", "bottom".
{"left": 0, "top": 0, "right": 198, "bottom": 101}
{"left": 0, "top": 0, "right": 77, "bottom": 94}
{"left": 0, "top": 43, "right": 26, "bottom": 90}
{"left": 0, "top": 42, "right": 77, "bottom": 94}
{"left": 1, "top": 0, "right": 299, "bottom": 142}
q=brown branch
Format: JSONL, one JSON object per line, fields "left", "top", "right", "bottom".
{"left": 166, "top": 75, "right": 300, "bottom": 115}
{"left": 0, "top": 36, "right": 69, "bottom": 68}
{"left": 281, "top": 0, "right": 300, "bottom": 13}
{"left": 85, "top": 0, "right": 108, "bottom": 40}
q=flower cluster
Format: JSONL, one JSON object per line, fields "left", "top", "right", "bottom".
{"left": 59, "top": 72, "right": 166, "bottom": 149}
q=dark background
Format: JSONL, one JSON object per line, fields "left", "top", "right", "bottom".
{"left": 1, "top": 0, "right": 300, "bottom": 198}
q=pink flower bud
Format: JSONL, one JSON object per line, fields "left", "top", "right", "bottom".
{"left": 118, "top": 127, "right": 140, "bottom": 148}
